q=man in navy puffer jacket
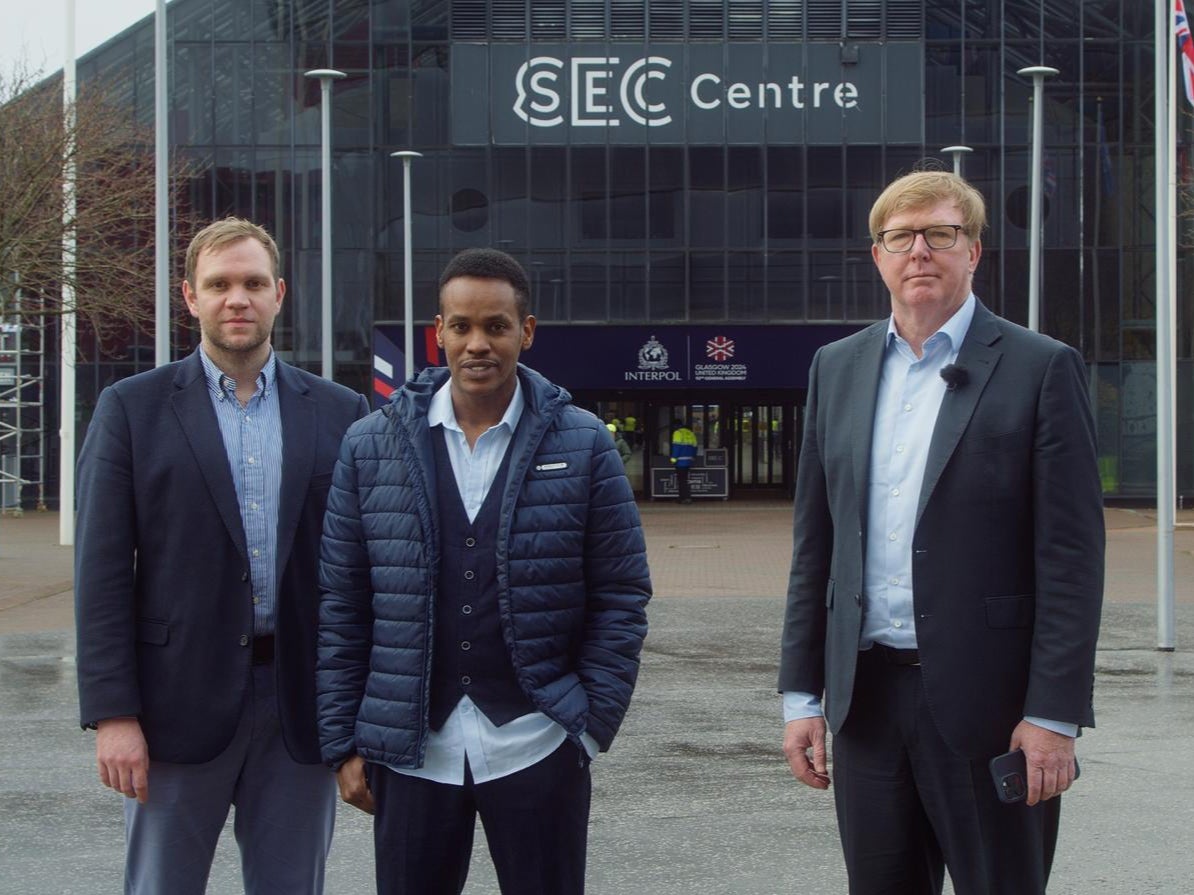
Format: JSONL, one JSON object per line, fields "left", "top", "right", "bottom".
{"left": 317, "top": 248, "right": 651, "bottom": 894}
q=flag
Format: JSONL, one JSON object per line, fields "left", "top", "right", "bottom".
{"left": 1179, "top": 0, "right": 1194, "bottom": 107}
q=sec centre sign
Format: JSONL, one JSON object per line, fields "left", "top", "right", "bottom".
{"left": 451, "top": 42, "right": 923, "bottom": 146}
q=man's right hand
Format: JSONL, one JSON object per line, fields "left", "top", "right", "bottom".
{"left": 336, "top": 754, "right": 375, "bottom": 815}
{"left": 96, "top": 716, "right": 150, "bottom": 804}
{"left": 783, "top": 717, "right": 830, "bottom": 789}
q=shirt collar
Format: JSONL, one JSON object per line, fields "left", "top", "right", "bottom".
{"left": 198, "top": 345, "right": 276, "bottom": 401}
{"left": 886, "top": 292, "right": 977, "bottom": 355}
{"left": 428, "top": 375, "right": 525, "bottom": 434}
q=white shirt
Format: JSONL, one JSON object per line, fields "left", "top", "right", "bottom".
{"left": 393, "top": 379, "right": 597, "bottom": 785}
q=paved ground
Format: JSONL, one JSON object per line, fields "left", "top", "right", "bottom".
{"left": 1, "top": 504, "right": 1191, "bottom": 893}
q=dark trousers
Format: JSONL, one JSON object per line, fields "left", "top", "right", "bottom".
{"left": 372, "top": 740, "right": 591, "bottom": 895}
{"left": 675, "top": 467, "right": 691, "bottom": 502}
{"left": 832, "top": 648, "right": 1060, "bottom": 895}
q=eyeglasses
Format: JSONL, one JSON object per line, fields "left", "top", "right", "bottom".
{"left": 876, "top": 225, "right": 965, "bottom": 254}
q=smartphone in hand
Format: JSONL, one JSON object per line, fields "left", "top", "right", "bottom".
{"left": 989, "top": 749, "right": 1081, "bottom": 804}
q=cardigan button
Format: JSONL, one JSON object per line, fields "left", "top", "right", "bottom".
{"left": 465, "top": 537, "right": 476, "bottom": 547}
{"left": 461, "top": 641, "right": 471, "bottom": 651}
{"left": 239, "top": 634, "right": 249, "bottom": 647}
{"left": 464, "top": 570, "right": 475, "bottom": 580}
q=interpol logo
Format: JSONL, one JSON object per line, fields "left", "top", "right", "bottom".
{"left": 514, "top": 56, "right": 673, "bottom": 128}
{"left": 637, "top": 335, "right": 670, "bottom": 370}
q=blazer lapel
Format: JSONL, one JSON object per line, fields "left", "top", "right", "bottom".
{"left": 172, "top": 352, "right": 249, "bottom": 563}
{"left": 915, "top": 302, "right": 1003, "bottom": 527}
{"left": 851, "top": 323, "right": 888, "bottom": 537}
{"left": 275, "top": 362, "right": 316, "bottom": 578}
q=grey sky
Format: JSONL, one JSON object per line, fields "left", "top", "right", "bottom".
{"left": 0, "top": 0, "right": 154, "bottom": 78}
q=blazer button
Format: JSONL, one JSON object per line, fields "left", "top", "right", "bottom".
{"left": 465, "top": 538, "right": 476, "bottom": 548}
{"left": 242, "top": 571, "right": 250, "bottom": 582}
{"left": 239, "top": 634, "right": 249, "bottom": 646}
{"left": 464, "top": 570, "right": 475, "bottom": 580}
{"left": 854, "top": 593, "right": 861, "bottom": 606}
{"left": 461, "top": 641, "right": 471, "bottom": 651}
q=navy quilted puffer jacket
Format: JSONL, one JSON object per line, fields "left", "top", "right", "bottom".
{"left": 317, "top": 364, "right": 652, "bottom": 769}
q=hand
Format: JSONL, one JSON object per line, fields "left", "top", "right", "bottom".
{"left": 96, "top": 716, "right": 150, "bottom": 804}
{"left": 1009, "top": 720, "right": 1077, "bottom": 807}
{"left": 336, "top": 754, "right": 375, "bottom": 815}
{"left": 783, "top": 717, "right": 830, "bottom": 789}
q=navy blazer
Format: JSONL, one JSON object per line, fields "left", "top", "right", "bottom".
{"left": 778, "top": 302, "right": 1105, "bottom": 759}
{"left": 75, "top": 349, "right": 369, "bottom": 764}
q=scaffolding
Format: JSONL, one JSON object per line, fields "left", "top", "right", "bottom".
{"left": 0, "top": 283, "right": 47, "bottom": 515}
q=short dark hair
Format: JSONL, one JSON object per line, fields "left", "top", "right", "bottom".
{"left": 438, "top": 248, "right": 531, "bottom": 319}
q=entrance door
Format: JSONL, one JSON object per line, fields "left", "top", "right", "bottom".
{"left": 730, "top": 403, "right": 792, "bottom": 491}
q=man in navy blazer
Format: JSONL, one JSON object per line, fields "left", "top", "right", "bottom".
{"left": 75, "top": 218, "right": 368, "bottom": 894}
{"left": 779, "top": 171, "right": 1104, "bottom": 894}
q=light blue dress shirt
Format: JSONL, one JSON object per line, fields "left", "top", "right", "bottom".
{"left": 783, "top": 296, "right": 1075, "bottom": 738}
{"left": 393, "top": 379, "right": 598, "bottom": 786}
{"left": 198, "top": 347, "right": 282, "bottom": 636}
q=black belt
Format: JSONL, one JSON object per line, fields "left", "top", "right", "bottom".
{"left": 251, "top": 634, "right": 275, "bottom": 665}
{"left": 872, "top": 644, "right": 920, "bottom": 666}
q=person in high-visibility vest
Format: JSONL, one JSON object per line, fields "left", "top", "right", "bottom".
{"left": 669, "top": 421, "right": 697, "bottom": 503}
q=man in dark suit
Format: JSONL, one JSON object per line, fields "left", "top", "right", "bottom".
{"left": 778, "top": 171, "right": 1104, "bottom": 894}
{"left": 75, "top": 218, "right": 368, "bottom": 894}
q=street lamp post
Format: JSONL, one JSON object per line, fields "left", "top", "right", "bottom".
{"left": 940, "top": 145, "right": 973, "bottom": 177}
{"left": 1017, "top": 66, "right": 1058, "bottom": 333}
{"left": 390, "top": 151, "right": 422, "bottom": 381}
{"left": 304, "top": 69, "right": 345, "bottom": 380}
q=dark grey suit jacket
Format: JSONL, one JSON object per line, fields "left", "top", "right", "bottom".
{"left": 778, "top": 301, "right": 1104, "bottom": 759}
{"left": 75, "top": 349, "right": 369, "bottom": 764}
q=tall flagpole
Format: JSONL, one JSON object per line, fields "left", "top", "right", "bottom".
{"left": 154, "top": 0, "right": 169, "bottom": 366}
{"left": 304, "top": 69, "right": 345, "bottom": 380}
{"left": 1018, "top": 66, "right": 1059, "bottom": 333}
{"left": 59, "top": 0, "right": 77, "bottom": 546}
{"left": 1155, "top": 0, "right": 1175, "bottom": 650}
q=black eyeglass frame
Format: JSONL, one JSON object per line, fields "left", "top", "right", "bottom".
{"left": 875, "top": 224, "right": 965, "bottom": 254}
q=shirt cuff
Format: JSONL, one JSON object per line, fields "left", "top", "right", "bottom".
{"left": 1023, "top": 716, "right": 1079, "bottom": 738}
{"left": 782, "top": 691, "right": 824, "bottom": 723}
{"left": 580, "top": 731, "right": 599, "bottom": 760}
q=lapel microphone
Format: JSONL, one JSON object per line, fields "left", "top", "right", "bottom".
{"left": 940, "top": 364, "right": 969, "bottom": 391}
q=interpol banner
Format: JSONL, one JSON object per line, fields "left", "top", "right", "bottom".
{"left": 450, "top": 42, "right": 923, "bottom": 146}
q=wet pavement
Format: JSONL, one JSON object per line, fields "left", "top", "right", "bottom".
{"left": 1, "top": 506, "right": 1192, "bottom": 893}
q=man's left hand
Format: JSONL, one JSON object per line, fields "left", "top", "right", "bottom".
{"left": 1009, "top": 720, "right": 1077, "bottom": 807}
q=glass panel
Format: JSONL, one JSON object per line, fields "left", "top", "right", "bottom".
{"left": 610, "top": 252, "right": 647, "bottom": 322}
{"left": 528, "top": 148, "right": 566, "bottom": 250}
{"left": 689, "top": 253, "right": 725, "bottom": 321}
{"left": 649, "top": 253, "right": 686, "bottom": 321}
{"left": 493, "top": 148, "right": 528, "bottom": 250}
{"left": 689, "top": 147, "right": 725, "bottom": 248}
{"left": 767, "top": 146, "right": 804, "bottom": 243}
{"left": 766, "top": 251, "right": 806, "bottom": 320}
{"left": 727, "top": 147, "right": 763, "bottom": 248}
{"left": 610, "top": 147, "right": 647, "bottom": 243}
{"left": 212, "top": 45, "right": 254, "bottom": 145}
{"left": 728, "top": 253, "right": 766, "bottom": 321}
{"left": 809, "top": 252, "right": 844, "bottom": 321}
{"left": 570, "top": 255, "right": 608, "bottom": 321}
{"left": 648, "top": 147, "right": 683, "bottom": 244}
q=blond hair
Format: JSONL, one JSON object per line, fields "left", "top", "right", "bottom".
{"left": 868, "top": 171, "right": 987, "bottom": 243}
{"left": 185, "top": 218, "right": 281, "bottom": 286}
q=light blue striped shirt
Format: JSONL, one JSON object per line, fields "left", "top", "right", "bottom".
{"left": 198, "top": 347, "right": 282, "bottom": 636}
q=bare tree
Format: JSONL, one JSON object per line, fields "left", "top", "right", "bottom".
{"left": 0, "top": 64, "right": 192, "bottom": 337}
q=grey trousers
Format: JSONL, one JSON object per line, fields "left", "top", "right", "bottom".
{"left": 122, "top": 663, "right": 336, "bottom": 895}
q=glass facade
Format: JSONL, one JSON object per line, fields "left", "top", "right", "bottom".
{"left": 67, "top": 0, "right": 1194, "bottom": 499}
